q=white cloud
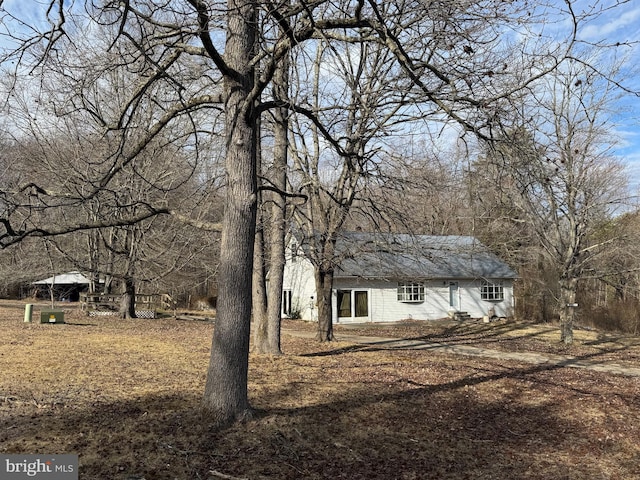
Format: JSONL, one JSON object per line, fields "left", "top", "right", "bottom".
{"left": 579, "top": 6, "right": 640, "bottom": 41}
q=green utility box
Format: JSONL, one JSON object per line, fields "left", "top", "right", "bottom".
{"left": 40, "top": 310, "right": 65, "bottom": 324}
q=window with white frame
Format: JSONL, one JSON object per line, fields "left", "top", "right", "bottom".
{"left": 481, "top": 280, "right": 504, "bottom": 301}
{"left": 397, "top": 282, "right": 425, "bottom": 302}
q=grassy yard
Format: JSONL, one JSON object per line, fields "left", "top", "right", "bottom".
{"left": 1, "top": 301, "right": 639, "bottom": 479}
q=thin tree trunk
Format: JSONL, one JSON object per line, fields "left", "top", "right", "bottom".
{"left": 264, "top": 236, "right": 284, "bottom": 353}
{"left": 252, "top": 204, "right": 269, "bottom": 351}
{"left": 87, "top": 229, "right": 99, "bottom": 294}
{"left": 315, "top": 268, "right": 335, "bottom": 342}
{"left": 103, "top": 228, "right": 115, "bottom": 295}
{"left": 253, "top": 215, "right": 283, "bottom": 354}
{"left": 252, "top": 70, "right": 269, "bottom": 353}
{"left": 559, "top": 277, "right": 577, "bottom": 344}
{"left": 261, "top": 198, "right": 284, "bottom": 353}
{"left": 202, "top": 0, "right": 257, "bottom": 425}
{"left": 254, "top": 48, "right": 289, "bottom": 355}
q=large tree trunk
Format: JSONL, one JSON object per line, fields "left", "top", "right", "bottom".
{"left": 202, "top": 0, "right": 257, "bottom": 425}
{"left": 315, "top": 268, "right": 335, "bottom": 342}
{"left": 120, "top": 277, "right": 136, "bottom": 319}
{"left": 559, "top": 277, "right": 578, "bottom": 344}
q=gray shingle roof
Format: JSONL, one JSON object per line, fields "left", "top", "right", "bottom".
{"left": 332, "top": 233, "right": 517, "bottom": 280}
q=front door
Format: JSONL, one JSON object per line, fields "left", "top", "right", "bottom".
{"left": 449, "top": 282, "right": 459, "bottom": 310}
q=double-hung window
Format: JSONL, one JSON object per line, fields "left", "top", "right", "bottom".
{"left": 397, "top": 282, "right": 425, "bottom": 302}
{"left": 481, "top": 281, "right": 504, "bottom": 301}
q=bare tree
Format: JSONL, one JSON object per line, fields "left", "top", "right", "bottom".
{"left": 1, "top": 32, "right": 218, "bottom": 311}
{"left": 252, "top": 49, "right": 290, "bottom": 355}
{"left": 284, "top": 0, "right": 562, "bottom": 341}
{"left": 288, "top": 33, "right": 417, "bottom": 341}
{"left": 482, "top": 58, "right": 629, "bottom": 343}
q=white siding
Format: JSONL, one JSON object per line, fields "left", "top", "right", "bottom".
{"left": 333, "top": 278, "right": 449, "bottom": 322}
{"left": 282, "top": 253, "right": 317, "bottom": 321}
{"left": 459, "top": 279, "right": 515, "bottom": 318}
{"left": 332, "top": 278, "right": 514, "bottom": 323}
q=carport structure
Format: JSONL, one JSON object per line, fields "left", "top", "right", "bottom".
{"left": 32, "top": 271, "right": 93, "bottom": 302}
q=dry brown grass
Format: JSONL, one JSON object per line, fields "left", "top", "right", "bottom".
{"left": 1, "top": 301, "right": 640, "bottom": 479}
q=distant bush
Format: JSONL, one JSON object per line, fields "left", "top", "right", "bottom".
{"left": 587, "top": 302, "right": 640, "bottom": 335}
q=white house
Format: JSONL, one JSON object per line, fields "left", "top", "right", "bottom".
{"left": 282, "top": 233, "right": 517, "bottom": 323}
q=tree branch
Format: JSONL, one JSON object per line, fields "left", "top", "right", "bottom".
{"left": 186, "top": 0, "right": 238, "bottom": 80}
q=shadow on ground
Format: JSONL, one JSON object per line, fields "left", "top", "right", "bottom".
{"left": 3, "top": 355, "right": 638, "bottom": 480}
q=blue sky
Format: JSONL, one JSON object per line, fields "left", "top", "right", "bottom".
{"left": 574, "top": 1, "right": 640, "bottom": 193}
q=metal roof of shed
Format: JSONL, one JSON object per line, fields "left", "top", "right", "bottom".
{"left": 33, "top": 272, "right": 92, "bottom": 285}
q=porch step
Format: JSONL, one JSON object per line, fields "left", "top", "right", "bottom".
{"left": 453, "top": 311, "right": 471, "bottom": 321}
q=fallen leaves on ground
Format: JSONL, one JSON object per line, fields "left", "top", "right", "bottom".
{"left": 1, "top": 302, "right": 639, "bottom": 479}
